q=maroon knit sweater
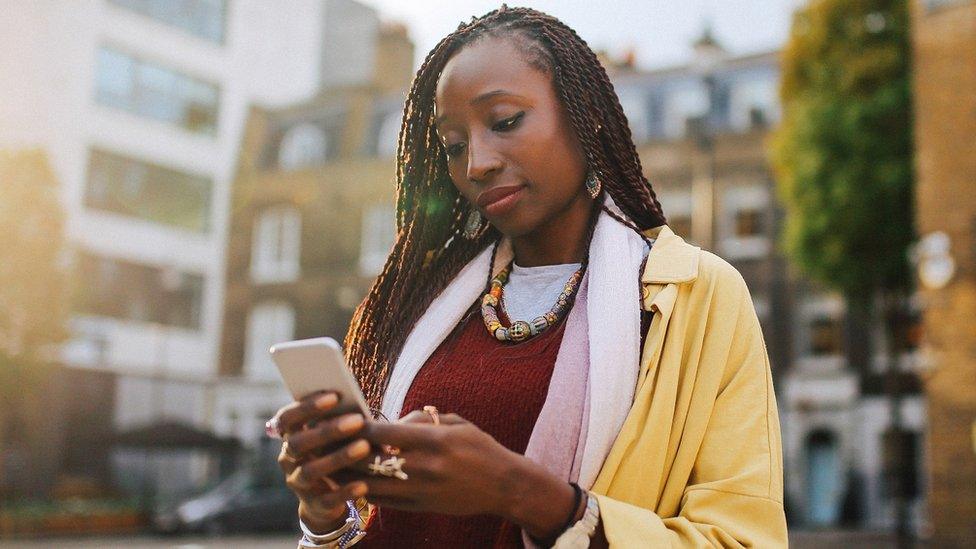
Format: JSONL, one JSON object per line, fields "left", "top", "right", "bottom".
{"left": 359, "top": 303, "right": 568, "bottom": 548}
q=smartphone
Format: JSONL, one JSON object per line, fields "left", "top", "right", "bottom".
{"left": 270, "top": 337, "right": 371, "bottom": 418}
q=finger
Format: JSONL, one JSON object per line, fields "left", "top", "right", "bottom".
{"left": 277, "top": 441, "right": 298, "bottom": 474}
{"left": 301, "top": 439, "right": 372, "bottom": 481}
{"left": 399, "top": 410, "right": 430, "bottom": 424}
{"left": 435, "top": 412, "right": 468, "bottom": 425}
{"left": 399, "top": 410, "right": 467, "bottom": 426}
{"left": 360, "top": 476, "right": 419, "bottom": 502}
{"left": 362, "top": 422, "right": 441, "bottom": 450}
{"left": 301, "top": 482, "right": 366, "bottom": 520}
{"left": 276, "top": 391, "right": 340, "bottom": 434}
{"left": 286, "top": 413, "right": 366, "bottom": 457}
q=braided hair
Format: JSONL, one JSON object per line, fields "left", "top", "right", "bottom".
{"left": 345, "top": 5, "right": 667, "bottom": 409}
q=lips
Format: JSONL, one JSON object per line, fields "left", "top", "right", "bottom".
{"left": 476, "top": 185, "right": 525, "bottom": 209}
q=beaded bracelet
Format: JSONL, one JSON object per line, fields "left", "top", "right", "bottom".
{"left": 298, "top": 499, "right": 370, "bottom": 548}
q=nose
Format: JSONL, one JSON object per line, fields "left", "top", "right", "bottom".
{"left": 465, "top": 134, "right": 502, "bottom": 184}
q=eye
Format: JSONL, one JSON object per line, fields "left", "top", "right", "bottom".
{"left": 492, "top": 112, "right": 524, "bottom": 132}
{"left": 444, "top": 142, "right": 466, "bottom": 158}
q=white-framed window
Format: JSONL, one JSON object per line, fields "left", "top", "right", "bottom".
{"left": 251, "top": 206, "right": 301, "bottom": 284}
{"left": 95, "top": 47, "right": 219, "bottom": 134}
{"left": 657, "top": 189, "right": 693, "bottom": 240}
{"left": 244, "top": 301, "right": 295, "bottom": 381}
{"left": 729, "top": 75, "right": 780, "bottom": 131}
{"left": 278, "top": 123, "right": 328, "bottom": 171}
{"left": 795, "top": 294, "right": 845, "bottom": 371}
{"left": 662, "top": 83, "right": 709, "bottom": 139}
{"left": 359, "top": 204, "right": 396, "bottom": 276}
{"left": 377, "top": 112, "right": 401, "bottom": 158}
{"left": 617, "top": 90, "right": 650, "bottom": 143}
{"left": 109, "top": 0, "right": 227, "bottom": 44}
{"left": 718, "top": 184, "right": 771, "bottom": 260}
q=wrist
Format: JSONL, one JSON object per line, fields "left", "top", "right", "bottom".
{"left": 299, "top": 500, "right": 348, "bottom": 534}
{"left": 501, "top": 457, "right": 578, "bottom": 540}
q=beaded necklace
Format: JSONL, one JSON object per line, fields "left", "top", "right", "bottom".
{"left": 480, "top": 257, "right": 587, "bottom": 343}
{"left": 479, "top": 197, "right": 617, "bottom": 344}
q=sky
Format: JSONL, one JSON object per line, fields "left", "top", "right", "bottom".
{"left": 358, "top": 0, "right": 806, "bottom": 71}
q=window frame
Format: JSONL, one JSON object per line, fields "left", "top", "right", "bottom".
{"left": 250, "top": 205, "right": 302, "bottom": 284}
{"left": 94, "top": 45, "right": 221, "bottom": 135}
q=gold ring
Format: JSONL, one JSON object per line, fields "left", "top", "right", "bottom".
{"left": 422, "top": 405, "right": 440, "bottom": 426}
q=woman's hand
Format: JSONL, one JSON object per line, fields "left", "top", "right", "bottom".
{"left": 354, "top": 411, "right": 581, "bottom": 540}
{"left": 271, "top": 392, "right": 372, "bottom": 533}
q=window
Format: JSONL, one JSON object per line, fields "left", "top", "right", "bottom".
{"left": 658, "top": 190, "right": 693, "bottom": 240}
{"left": 809, "top": 316, "right": 842, "bottom": 356}
{"left": 734, "top": 208, "right": 766, "bottom": 238}
{"left": 95, "top": 47, "right": 219, "bottom": 134}
{"left": 278, "top": 124, "right": 328, "bottom": 171}
{"left": 359, "top": 204, "right": 396, "bottom": 276}
{"left": 376, "top": 112, "right": 401, "bottom": 158}
{"left": 662, "top": 83, "right": 708, "bottom": 139}
{"left": 925, "top": 0, "right": 971, "bottom": 11}
{"left": 75, "top": 253, "right": 203, "bottom": 329}
{"left": 719, "top": 184, "right": 771, "bottom": 260}
{"left": 617, "top": 90, "right": 650, "bottom": 143}
{"left": 729, "top": 75, "right": 779, "bottom": 131}
{"left": 251, "top": 206, "right": 301, "bottom": 284}
{"left": 85, "top": 149, "right": 211, "bottom": 232}
{"left": 244, "top": 302, "right": 295, "bottom": 381}
{"left": 110, "top": 0, "right": 226, "bottom": 43}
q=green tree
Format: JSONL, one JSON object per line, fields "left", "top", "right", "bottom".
{"left": 0, "top": 150, "right": 70, "bottom": 494}
{"left": 770, "top": 0, "right": 916, "bottom": 538}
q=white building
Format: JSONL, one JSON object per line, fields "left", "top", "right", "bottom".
{"left": 0, "top": 0, "right": 327, "bottom": 494}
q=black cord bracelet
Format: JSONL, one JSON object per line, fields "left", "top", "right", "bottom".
{"left": 531, "top": 482, "right": 583, "bottom": 546}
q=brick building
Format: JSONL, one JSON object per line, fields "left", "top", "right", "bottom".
{"left": 216, "top": 5, "right": 412, "bottom": 447}
{"left": 911, "top": 0, "right": 976, "bottom": 545}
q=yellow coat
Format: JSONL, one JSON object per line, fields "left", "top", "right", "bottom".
{"left": 592, "top": 225, "right": 788, "bottom": 547}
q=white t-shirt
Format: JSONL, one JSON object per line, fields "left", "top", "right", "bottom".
{"left": 501, "top": 239, "right": 654, "bottom": 322}
{"left": 501, "top": 261, "right": 582, "bottom": 322}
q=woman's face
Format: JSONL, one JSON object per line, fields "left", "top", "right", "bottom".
{"left": 434, "top": 35, "right": 589, "bottom": 239}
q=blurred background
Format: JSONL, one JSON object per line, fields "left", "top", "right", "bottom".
{"left": 0, "top": 0, "right": 972, "bottom": 547}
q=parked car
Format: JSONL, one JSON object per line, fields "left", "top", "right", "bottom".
{"left": 153, "top": 467, "right": 298, "bottom": 534}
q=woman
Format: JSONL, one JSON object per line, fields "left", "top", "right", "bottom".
{"left": 270, "top": 6, "right": 787, "bottom": 548}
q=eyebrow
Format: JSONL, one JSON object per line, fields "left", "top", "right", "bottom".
{"left": 435, "top": 89, "right": 526, "bottom": 125}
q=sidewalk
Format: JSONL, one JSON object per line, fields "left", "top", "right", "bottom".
{"left": 2, "top": 530, "right": 929, "bottom": 548}
{"left": 0, "top": 535, "right": 296, "bottom": 549}
{"left": 790, "top": 529, "right": 929, "bottom": 548}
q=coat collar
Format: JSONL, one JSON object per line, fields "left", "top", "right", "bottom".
{"left": 640, "top": 225, "right": 700, "bottom": 284}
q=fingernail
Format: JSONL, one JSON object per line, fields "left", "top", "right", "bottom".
{"left": 314, "top": 393, "right": 338, "bottom": 409}
{"left": 350, "top": 482, "right": 368, "bottom": 497}
{"left": 348, "top": 439, "right": 370, "bottom": 459}
{"left": 337, "top": 414, "right": 365, "bottom": 433}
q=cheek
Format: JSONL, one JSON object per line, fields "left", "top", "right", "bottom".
{"left": 448, "top": 166, "right": 477, "bottom": 201}
{"left": 524, "top": 136, "right": 585, "bottom": 200}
